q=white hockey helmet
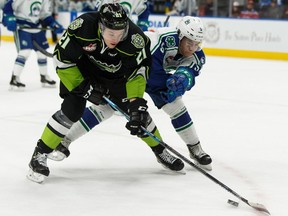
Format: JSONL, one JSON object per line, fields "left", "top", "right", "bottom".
{"left": 176, "top": 16, "right": 204, "bottom": 43}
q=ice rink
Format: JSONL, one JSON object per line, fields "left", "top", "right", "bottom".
{"left": 0, "top": 41, "right": 287, "bottom": 216}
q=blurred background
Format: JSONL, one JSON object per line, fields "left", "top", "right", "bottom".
{"left": 1, "top": 0, "right": 288, "bottom": 61}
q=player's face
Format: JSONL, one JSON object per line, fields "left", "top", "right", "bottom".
{"left": 102, "top": 28, "right": 125, "bottom": 48}
{"left": 179, "top": 37, "right": 201, "bottom": 57}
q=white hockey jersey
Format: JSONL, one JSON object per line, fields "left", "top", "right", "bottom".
{"left": 0, "top": 0, "right": 7, "bottom": 20}
{"left": 9, "top": 0, "right": 52, "bottom": 25}
{"left": 0, "top": 0, "right": 7, "bottom": 9}
{"left": 145, "top": 27, "right": 205, "bottom": 76}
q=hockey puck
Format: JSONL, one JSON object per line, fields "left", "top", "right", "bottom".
{"left": 227, "top": 199, "right": 239, "bottom": 207}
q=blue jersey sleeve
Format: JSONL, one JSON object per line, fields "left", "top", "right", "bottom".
{"left": 137, "top": 2, "right": 150, "bottom": 21}
{"left": 148, "top": 33, "right": 179, "bottom": 89}
{"left": 136, "top": 1, "right": 150, "bottom": 31}
{"left": 173, "top": 49, "right": 205, "bottom": 89}
{"left": 3, "top": 0, "right": 13, "bottom": 15}
{"left": 190, "top": 49, "right": 206, "bottom": 77}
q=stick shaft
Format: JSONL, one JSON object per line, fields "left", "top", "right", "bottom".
{"left": 103, "top": 96, "right": 270, "bottom": 215}
{"left": 163, "top": 15, "right": 170, "bottom": 27}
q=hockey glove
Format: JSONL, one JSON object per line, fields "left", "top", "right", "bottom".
{"left": 160, "top": 90, "right": 179, "bottom": 103}
{"left": 2, "top": 14, "right": 16, "bottom": 31}
{"left": 88, "top": 83, "right": 109, "bottom": 105}
{"left": 43, "top": 16, "right": 64, "bottom": 34}
{"left": 125, "top": 98, "right": 149, "bottom": 137}
{"left": 73, "top": 80, "right": 109, "bottom": 105}
{"left": 166, "top": 66, "right": 194, "bottom": 96}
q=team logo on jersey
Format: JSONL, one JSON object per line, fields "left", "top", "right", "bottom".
{"left": 69, "top": 18, "right": 84, "bottom": 30}
{"left": 165, "top": 36, "right": 176, "bottom": 48}
{"left": 131, "top": 34, "right": 145, "bottom": 49}
{"left": 108, "top": 52, "right": 117, "bottom": 57}
{"left": 29, "top": 2, "right": 41, "bottom": 17}
{"left": 83, "top": 43, "right": 97, "bottom": 52}
{"left": 87, "top": 55, "right": 122, "bottom": 73}
{"left": 21, "top": 39, "right": 28, "bottom": 47}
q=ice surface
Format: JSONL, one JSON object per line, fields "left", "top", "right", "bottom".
{"left": 1, "top": 41, "right": 287, "bottom": 216}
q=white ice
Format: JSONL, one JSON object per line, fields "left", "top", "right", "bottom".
{"left": 0, "top": 41, "right": 287, "bottom": 216}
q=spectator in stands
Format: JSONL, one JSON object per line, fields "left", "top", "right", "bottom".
{"left": 167, "top": 0, "right": 198, "bottom": 16}
{"left": 240, "top": 0, "right": 259, "bottom": 18}
{"left": 166, "top": 0, "right": 181, "bottom": 15}
{"left": 231, "top": 1, "right": 242, "bottom": 18}
{"left": 281, "top": 3, "right": 288, "bottom": 19}
{"left": 69, "top": 0, "right": 83, "bottom": 12}
{"left": 260, "top": 0, "right": 282, "bottom": 18}
{"left": 180, "top": 0, "right": 198, "bottom": 16}
{"left": 259, "top": 0, "right": 272, "bottom": 7}
{"left": 204, "top": 0, "right": 214, "bottom": 16}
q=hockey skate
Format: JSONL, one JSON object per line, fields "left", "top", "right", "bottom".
{"left": 154, "top": 148, "right": 184, "bottom": 172}
{"left": 40, "top": 75, "right": 56, "bottom": 88}
{"left": 26, "top": 147, "right": 50, "bottom": 183}
{"left": 47, "top": 138, "right": 71, "bottom": 161}
{"left": 9, "top": 75, "right": 25, "bottom": 90}
{"left": 187, "top": 142, "right": 212, "bottom": 171}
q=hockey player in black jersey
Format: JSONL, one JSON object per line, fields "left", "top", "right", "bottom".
{"left": 49, "top": 16, "right": 212, "bottom": 172}
{"left": 27, "top": 3, "right": 184, "bottom": 183}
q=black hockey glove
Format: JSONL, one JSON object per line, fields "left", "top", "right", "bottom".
{"left": 73, "top": 79, "right": 109, "bottom": 105}
{"left": 125, "top": 98, "right": 149, "bottom": 137}
{"left": 88, "top": 84, "right": 109, "bottom": 105}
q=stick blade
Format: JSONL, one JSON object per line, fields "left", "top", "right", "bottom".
{"left": 248, "top": 201, "right": 270, "bottom": 215}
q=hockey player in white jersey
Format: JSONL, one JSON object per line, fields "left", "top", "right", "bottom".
{"left": 48, "top": 16, "right": 213, "bottom": 171}
{"left": 2, "top": 0, "right": 64, "bottom": 89}
{"left": 94, "top": 0, "right": 150, "bottom": 31}
{"left": 0, "top": 0, "right": 7, "bottom": 24}
{"left": 0, "top": 0, "right": 7, "bottom": 8}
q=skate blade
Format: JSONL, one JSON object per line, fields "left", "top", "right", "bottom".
{"left": 8, "top": 85, "right": 25, "bottom": 91}
{"left": 41, "top": 83, "right": 57, "bottom": 88}
{"left": 159, "top": 163, "right": 186, "bottom": 175}
{"left": 194, "top": 161, "right": 212, "bottom": 171}
{"left": 47, "top": 150, "right": 66, "bottom": 161}
{"left": 26, "top": 168, "right": 46, "bottom": 184}
{"left": 189, "top": 154, "right": 213, "bottom": 171}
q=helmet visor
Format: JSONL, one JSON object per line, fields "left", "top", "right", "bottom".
{"left": 100, "top": 23, "right": 129, "bottom": 44}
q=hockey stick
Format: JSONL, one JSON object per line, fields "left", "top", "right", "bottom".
{"left": 32, "top": 40, "right": 54, "bottom": 58}
{"left": 103, "top": 96, "right": 270, "bottom": 215}
{"left": 19, "top": 26, "right": 68, "bottom": 31}
{"left": 19, "top": 26, "right": 55, "bottom": 31}
{"left": 19, "top": 26, "right": 66, "bottom": 58}
{"left": 163, "top": 15, "right": 170, "bottom": 27}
